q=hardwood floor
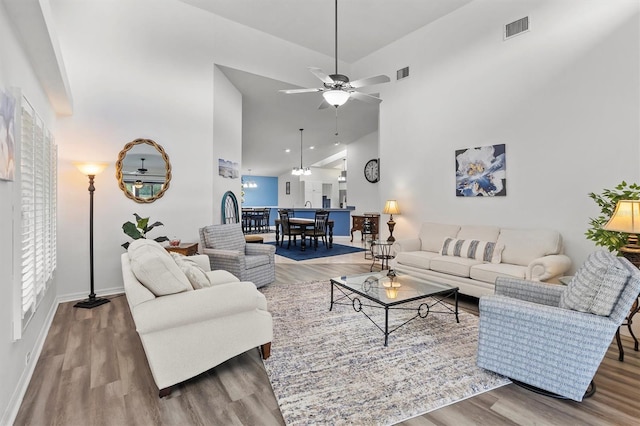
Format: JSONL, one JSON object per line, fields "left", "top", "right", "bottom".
{"left": 14, "top": 236, "right": 640, "bottom": 425}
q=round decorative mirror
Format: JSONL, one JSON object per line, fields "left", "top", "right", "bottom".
{"left": 116, "top": 138, "right": 171, "bottom": 203}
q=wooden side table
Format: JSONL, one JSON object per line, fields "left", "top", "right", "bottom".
{"left": 351, "top": 214, "right": 379, "bottom": 242}
{"left": 165, "top": 242, "right": 198, "bottom": 256}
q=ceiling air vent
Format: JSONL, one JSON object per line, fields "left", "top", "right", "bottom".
{"left": 504, "top": 16, "right": 529, "bottom": 40}
{"left": 397, "top": 67, "right": 409, "bottom": 80}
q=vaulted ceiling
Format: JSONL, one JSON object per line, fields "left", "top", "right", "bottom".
{"left": 182, "top": 0, "right": 474, "bottom": 176}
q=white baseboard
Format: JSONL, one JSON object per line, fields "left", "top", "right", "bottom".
{"left": 56, "top": 286, "right": 125, "bottom": 304}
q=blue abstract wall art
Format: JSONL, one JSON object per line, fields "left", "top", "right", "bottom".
{"left": 455, "top": 144, "right": 506, "bottom": 197}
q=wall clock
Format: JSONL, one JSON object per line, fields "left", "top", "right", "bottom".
{"left": 364, "top": 159, "right": 379, "bottom": 183}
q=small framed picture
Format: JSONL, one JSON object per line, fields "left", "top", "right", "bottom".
{"left": 285, "top": 181, "right": 290, "bottom": 195}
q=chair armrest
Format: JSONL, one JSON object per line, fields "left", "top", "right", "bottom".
{"left": 494, "top": 277, "right": 565, "bottom": 307}
{"left": 133, "top": 281, "right": 267, "bottom": 334}
{"left": 202, "top": 248, "right": 244, "bottom": 261}
{"left": 246, "top": 243, "right": 276, "bottom": 257}
{"left": 201, "top": 248, "right": 245, "bottom": 275}
{"left": 480, "top": 294, "right": 618, "bottom": 336}
{"left": 392, "top": 238, "right": 422, "bottom": 254}
{"left": 527, "top": 254, "right": 572, "bottom": 281}
{"left": 190, "top": 254, "right": 211, "bottom": 272}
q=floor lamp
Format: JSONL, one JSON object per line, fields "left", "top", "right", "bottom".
{"left": 74, "top": 162, "right": 110, "bottom": 309}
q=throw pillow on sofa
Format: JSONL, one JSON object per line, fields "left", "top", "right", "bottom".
{"left": 170, "top": 252, "right": 212, "bottom": 289}
{"left": 559, "top": 250, "right": 630, "bottom": 316}
{"left": 128, "top": 239, "right": 193, "bottom": 296}
{"left": 440, "top": 237, "right": 503, "bottom": 263}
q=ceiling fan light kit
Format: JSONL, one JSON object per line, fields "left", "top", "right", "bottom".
{"left": 323, "top": 89, "right": 350, "bottom": 107}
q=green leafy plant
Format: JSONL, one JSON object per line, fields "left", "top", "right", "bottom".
{"left": 122, "top": 213, "right": 169, "bottom": 249}
{"left": 586, "top": 181, "right": 640, "bottom": 253}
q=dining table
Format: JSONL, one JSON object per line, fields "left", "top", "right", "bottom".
{"left": 275, "top": 218, "right": 334, "bottom": 251}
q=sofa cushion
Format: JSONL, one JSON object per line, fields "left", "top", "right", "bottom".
{"left": 456, "top": 225, "right": 500, "bottom": 242}
{"left": 128, "top": 239, "right": 193, "bottom": 296}
{"left": 418, "top": 222, "right": 461, "bottom": 252}
{"left": 170, "top": 252, "right": 212, "bottom": 289}
{"left": 430, "top": 255, "right": 482, "bottom": 278}
{"left": 497, "top": 228, "right": 563, "bottom": 266}
{"left": 559, "top": 250, "right": 630, "bottom": 316}
{"left": 202, "top": 223, "right": 246, "bottom": 252}
{"left": 440, "top": 237, "right": 503, "bottom": 263}
{"left": 206, "top": 269, "right": 241, "bottom": 285}
{"left": 394, "top": 251, "right": 439, "bottom": 269}
{"left": 470, "top": 263, "right": 527, "bottom": 284}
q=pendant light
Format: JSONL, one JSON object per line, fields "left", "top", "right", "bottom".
{"left": 292, "top": 128, "right": 311, "bottom": 176}
{"left": 242, "top": 169, "right": 258, "bottom": 188}
{"left": 337, "top": 158, "right": 347, "bottom": 182}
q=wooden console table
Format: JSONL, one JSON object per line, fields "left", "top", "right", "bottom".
{"left": 351, "top": 214, "right": 379, "bottom": 242}
{"left": 165, "top": 242, "right": 198, "bottom": 256}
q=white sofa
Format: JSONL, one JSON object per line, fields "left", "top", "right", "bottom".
{"left": 390, "top": 222, "right": 572, "bottom": 298}
{"left": 121, "top": 239, "right": 273, "bottom": 397}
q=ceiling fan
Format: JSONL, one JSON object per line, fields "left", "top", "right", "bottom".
{"left": 136, "top": 158, "right": 148, "bottom": 174}
{"left": 279, "top": 0, "right": 390, "bottom": 109}
{"left": 122, "top": 158, "right": 163, "bottom": 177}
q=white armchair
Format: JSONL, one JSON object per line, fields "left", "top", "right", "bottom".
{"left": 121, "top": 239, "right": 272, "bottom": 397}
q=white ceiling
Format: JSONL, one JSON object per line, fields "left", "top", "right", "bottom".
{"left": 182, "top": 0, "right": 475, "bottom": 176}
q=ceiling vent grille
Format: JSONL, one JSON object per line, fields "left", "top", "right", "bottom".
{"left": 397, "top": 67, "right": 409, "bottom": 80}
{"left": 504, "top": 16, "right": 529, "bottom": 40}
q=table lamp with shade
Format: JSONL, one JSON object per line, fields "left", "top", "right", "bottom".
{"left": 603, "top": 200, "right": 640, "bottom": 267}
{"left": 73, "top": 161, "right": 111, "bottom": 309}
{"left": 383, "top": 200, "right": 400, "bottom": 242}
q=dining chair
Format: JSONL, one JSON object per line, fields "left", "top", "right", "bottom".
{"left": 258, "top": 208, "right": 271, "bottom": 232}
{"left": 308, "top": 210, "right": 330, "bottom": 250}
{"left": 278, "top": 209, "right": 302, "bottom": 248}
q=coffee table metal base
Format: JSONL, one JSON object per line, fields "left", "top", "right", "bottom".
{"left": 329, "top": 281, "right": 459, "bottom": 346}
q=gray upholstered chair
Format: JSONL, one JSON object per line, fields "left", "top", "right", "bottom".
{"left": 477, "top": 250, "right": 640, "bottom": 401}
{"left": 199, "top": 223, "right": 275, "bottom": 288}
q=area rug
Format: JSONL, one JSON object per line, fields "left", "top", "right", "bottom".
{"left": 266, "top": 241, "right": 365, "bottom": 261}
{"left": 260, "top": 280, "right": 510, "bottom": 426}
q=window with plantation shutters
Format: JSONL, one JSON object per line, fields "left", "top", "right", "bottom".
{"left": 16, "top": 97, "right": 57, "bottom": 338}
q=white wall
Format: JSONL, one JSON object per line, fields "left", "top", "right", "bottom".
{"left": 50, "top": 0, "right": 336, "bottom": 301}
{"left": 0, "top": 2, "right": 58, "bottom": 423}
{"left": 354, "top": 0, "right": 640, "bottom": 269}
{"left": 213, "top": 65, "right": 242, "bottom": 224}
{"left": 345, "top": 131, "right": 380, "bottom": 215}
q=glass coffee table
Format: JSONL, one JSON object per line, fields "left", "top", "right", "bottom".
{"left": 330, "top": 271, "right": 459, "bottom": 346}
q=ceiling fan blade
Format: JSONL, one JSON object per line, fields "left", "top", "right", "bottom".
{"left": 350, "top": 91, "right": 383, "bottom": 105}
{"left": 279, "top": 88, "right": 323, "bottom": 94}
{"left": 349, "top": 74, "right": 390, "bottom": 89}
{"left": 309, "top": 67, "right": 335, "bottom": 85}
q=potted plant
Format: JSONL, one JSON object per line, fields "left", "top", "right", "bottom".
{"left": 122, "top": 213, "right": 169, "bottom": 249}
{"left": 585, "top": 181, "right": 640, "bottom": 253}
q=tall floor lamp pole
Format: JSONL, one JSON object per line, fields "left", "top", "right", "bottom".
{"left": 74, "top": 162, "right": 110, "bottom": 309}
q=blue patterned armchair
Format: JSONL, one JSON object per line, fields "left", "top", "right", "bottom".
{"left": 477, "top": 250, "right": 640, "bottom": 401}
{"left": 199, "top": 223, "right": 275, "bottom": 288}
